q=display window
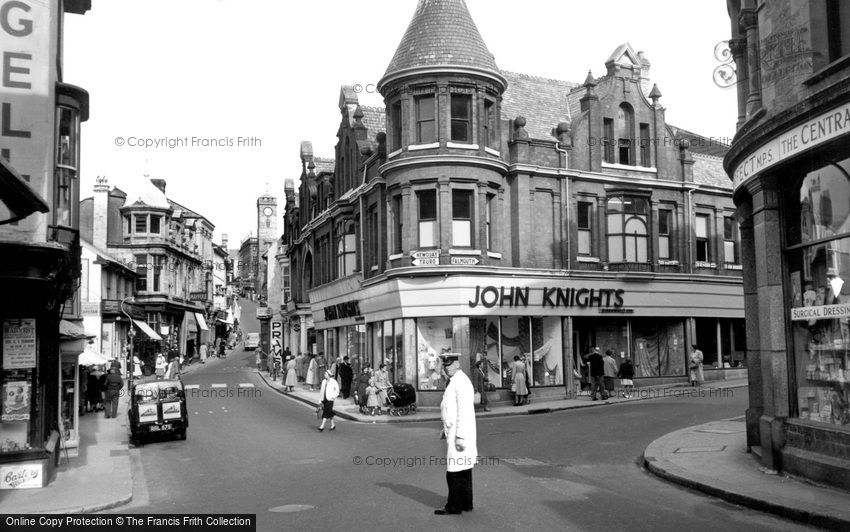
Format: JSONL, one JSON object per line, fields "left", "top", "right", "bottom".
{"left": 531, "top": 317, "right": 564, "bottom": 386}
{"left": 631, "top": 318, "right": 686, "bottom": 377}
{"left": 786, "top": 156, "right": 850, "bottom": 426}
{"left": 2, "top": 318, "right": 38, "bottom": 454}
{"left": 416, "top": 316, "right": 452, "bottom": 390}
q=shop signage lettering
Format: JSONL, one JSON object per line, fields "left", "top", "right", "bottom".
{"left": 2, "top": 318, "right": 36, "bottom": 369}
{"left": 189, "top": 291, "right": 207, "bottom": 302}
{"left": 81, "top": 302, "right": 100, "bottom": 316}
{"left": 733, "top": 101, "right": 850, "bottom": 191}
{"left": 451, "top": 257, "right": 479, "bottom": 265}
{"left": 270, "top": 319, "right": 283, "bottom": 360}
{"left": 411, "top": 249, "right": 440, "bottom": 266}
{"left": 323, "top": 300, "right": 361, "bottom": 321}
{"left": 790, "top": 303, "right": 850, "bottom": 321}
{"left": 468, "top": 286, "right": 625, "bottom": 309}
{"left": 0, "top": 464, "right": 41, "bottom": 490}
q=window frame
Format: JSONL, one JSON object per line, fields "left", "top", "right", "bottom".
{"left": 451, "top": 189, "right": 474, "bottom": 247}
{"left": 392, "top": 194, "right": 403, "bottom": 255}
{"left": 415, "top": 94, "right": 436, "bottom": 144}
{"left": 577, "top": 201, "right": 593, "bottom": 256}
{"left": 450, "top": 92, "right": 472, "bottom": 143}
{"left": 417, "top": 189, "right": 438, "bottom": 248}
{"left": 390, "top": 100, "right": 403, "bottom": 151}
{"left": 658, "top": 208, "right": 673, "bottom": 260}
{"left": 724, "top": 215, "right": 738, "bottom": 264}
{"left": 695, "top": 214, "right": 711, "bottom": 262}
{"left": 606, "top": 196, "right": 649, "bottom": 263}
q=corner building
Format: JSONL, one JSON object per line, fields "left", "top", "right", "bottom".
{"left": 725, "top": 0, "right": 850, "bottom": 489}
{"left": 284, "top": 0, "right": 745, "bottom": 406}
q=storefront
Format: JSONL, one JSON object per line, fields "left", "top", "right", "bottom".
{"left": 730, "top": 97, "right": 850, "bottom": 489}
{"left": 310, "top": 274, "right": 744, "bottom": 405}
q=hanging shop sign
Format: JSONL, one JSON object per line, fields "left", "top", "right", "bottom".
{"left": 256, "top": 307, "right": 272, "bottom": 319}
{"left": 323, "top": 300, "right": 361, "bottom": 321}
{"left": 411, "top": 249, "right": 440, "bottom": 266}
{"left": 467, "top": 285, "right": 625, "bottom": 310}
{"left": 2, "top": 319, "right": 36, "bottom": 369}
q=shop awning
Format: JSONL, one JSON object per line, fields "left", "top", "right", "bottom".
{"left": 216, "top": 310, "right": 234, "bottom": 325}
{"left": 78, "top": 347, "right": 109, "bottom": 366}
{"left": 132, "top": 319, "right": 163, "bottom": 341}
{"left": 59, "top": 320, "right": 95, "bottom": 340}
{"left": 194, "top": 312, "right": 209, "bottom": 331}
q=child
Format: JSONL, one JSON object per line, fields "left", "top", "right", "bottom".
{"left": 617, "top": 355, "right": 635, "bottom": 398}
{"left": 366, "top": 378, "right": 381, "bottom": 415}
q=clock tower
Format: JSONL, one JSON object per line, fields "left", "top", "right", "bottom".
{"left": 257, "top": 193, "right": 278, "bottom": 296}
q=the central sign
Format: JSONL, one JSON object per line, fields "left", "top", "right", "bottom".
{"left": 468, "top": 285, "right": 625, "bottom": 309}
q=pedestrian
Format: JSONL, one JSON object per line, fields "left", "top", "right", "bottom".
{"left": 103, "top": 368, "right": 123, "bottom": 419}
{"left": 284, "top": 356, "right": 297, "bottom": 391}
{"left": 435, "top": 353, "right": 477, "bottom": 515}
{"left": 511, "top": 355, "right": 529, "bottom": 406}
{"left": 306, "top": 354, "right": 318, "bottom": 391}
{"left": 295, "top": 352, "right": 306, "bottom": 382}
{"left": 472, "top": 359, "right": 491, "bottom": 412}
{"left": 328, "top": 356, "right": 338, "bottom": 379}
{"left": 373, "top": 363, "right": 391, "bottom": 407}
{"left": 603, "top": 349, "right": 618, "bottom": 398}
{"left": 166, "top": 357, "right": 178, "bottom": 380}
{"left": 366, "top": 377, "right": 381, "bottom": 415}
{"left": 689, "top": 344, "right": 704, "bottom": 387}
{"left": 318, "top": 370, "right": 339, "bottom": 431}
{"left": 155, "top": 353, "right": 166, "bottom": 379}
{"left": 132, "top": 355, "right": 142, "bottom": 378}
{"left": 617, "top": 355, "right": 635, "bottom": 398}
{"left": 199, "top": 342, "right": 207, "bottom": 364}
{"left": 338, "top": 356, "right": 353, "bottom": 399}
{"left": 78, "top": 366, "right": 88, "bottom": 416}
{"left": 87, "top": 367, "right": 103, "bottom": 412}
{"left": 587, "top": 347, "right": 607, "bottom": 400}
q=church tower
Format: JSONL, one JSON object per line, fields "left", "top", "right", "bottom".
{"left": 256, "top": 192, "right": 277, "bottom": 295}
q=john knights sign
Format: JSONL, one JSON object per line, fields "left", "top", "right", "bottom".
{"left": 468, "top": 285, "right": 625, "bottom": 310}
{"left": 323, "top": 300, "right": 361, "bottom": 321}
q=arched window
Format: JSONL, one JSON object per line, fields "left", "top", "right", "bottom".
{"left": 607, "top": 196, "right": 648, "bottom": 263}
{"left": 616, "top": 103, "right": 635, "bottom": 165}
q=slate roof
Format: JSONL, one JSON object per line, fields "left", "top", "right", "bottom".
{"left": 692, "top": 153, "right": 732, "bottom": 190}
{"left": 502, "top": 71, "right": 579, "bottom": 141}
{"left": 667, "top": 124, "right": 730, "bottom": 158}
{"left": 359, "top": 106, "right": 386, "bottom": 146}
{"left": 381, "top": 0, "right": 502, "bottom": 85}
{"left": 314, "top": 157, "right": 335, "bottom": 175}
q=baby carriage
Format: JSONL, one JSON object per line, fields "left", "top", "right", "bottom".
{"left": 385, "top": 383, "right": 417, "bottom": 416}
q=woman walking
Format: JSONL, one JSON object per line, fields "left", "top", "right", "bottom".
{"left": 689, "top": 344, "right": 705, "bottom": 387}
{"left": 511, "top": 355, "right": 529, "bottom": 406}
{"left": 318, "top": 370, "right": 339, "bottom": 431}
{"left": 306, "top": 355, "right": 319, "bottom": 391}
{"left": 284, "top": 356, "right": 297, "bottom": 392}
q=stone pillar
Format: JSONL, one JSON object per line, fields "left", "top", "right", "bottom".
{"left": 739, "top": 8, "right": 762, "bottom": 118}
{"left": 438, "top": 176, "right": 451, "bottom": 262}
{"left": 299, "top": 314, "right": 308, "bottom": 355}
{"left": 729, "top": 38, "right": 748, "bottom": 129}
{"left": 746, "top": 177, "right": 788, "bottom": 470}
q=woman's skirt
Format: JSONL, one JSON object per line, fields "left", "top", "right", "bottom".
{"left": 620, "top": 378, "right": 633, "bottom": 387}
{"left": 603, "top": 376, "right": 615, "bottom": 392}
{"left": 367, "top": 390, "right": 380, "bottom": 408}
{"left": 513, "top": 374, "right": 528, "bottom": 396}
{"left": 155, "top": 368, "right": 165, "bottom": 377}
{"left": 321, "top": 399, "right": 335, "bottom": 419}
{"left": 284, "top": 369, "right": 297, "bottom": 387}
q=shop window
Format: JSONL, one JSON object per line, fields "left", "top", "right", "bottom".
{"left": 724, "top": 216, "right": 738, "bottom": 264}
{"left": 470, "top": 317, "right": 501, "bottom": 388}
{"left": 1, "top": 317, "right": 37, "bottom": 455}
{"left": 450, "top": 92, "right": 472, "bottom": 143}
{"left": 603, "top": 118, "right": 615, "bottom": 163}
{"left": 607, "top": 196, "right": 648, "bottom": 263}
{"left": 630, "top": 318, "right": 686, "bottom": 377}
{"left": 827, "top": 0, "right": 850, "bottom": 62}
{"left": 416, "top": 95, "right": 436, "bottom": 144}
{"left": 694, "top": 318, "right": 719, "bottom": 368}
{"left": 531, "top": 317, "right": 564, "bottom": 386}
{"left": 577, "top": 201, "right": 593, "bottom": 255}
{"left": 416, "top": 316, "right": 453, "bottom": 390}
{"left": 418, "top": 190, "right": 437, "bottom": 248}
{"left": 452, "top": 189, "right": 473, "bottom": 247}
{"left": 483, "top": 99, "right": 496, "bottom": 148}
{"left": 695, "top": 214, "right": 710, "bottom": 262}
{"left": 639, "top": 123, "right": 651, "bottom": 167}
{"left": 392, "top": 195, "right": 403, "bottom": 254}
{"left": 390, "top": 101, "right": 402, "bottom": 151}
{"left": 658, "top": 209, "right": 672, "bottom": 259}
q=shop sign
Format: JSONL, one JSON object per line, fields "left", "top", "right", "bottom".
{"left": 2, "top": 319, "right": 36, "bottom": 369}
{"left": 81, "top": 302, "right": 100, "bottom": 317}
{"left": 411, "top": 250, "right": 440, "bottom": 266}
{"left": 451, "top": 257, "right": 479, "bottom": 265}
{"left": 0, "top": 463, "right": 42, "bottom": 490}
{"left": 468, "top": 285, "right": 625, "bottom": 310}
{"left": 323, "top": 300, "right": 361, "bottom": 321}
{"left": 2, "top": 380, "right": 30, "bottom": 421}
{"left": 270, "top": 319, "right": 283, "bottom": 361}
{"left": 256, "top": 306, "right": 272, "bottom": 319}
{"left": 732, "top": 101, "right": 850, "bottom": 192}
{"left": 790, "top": 303, "right": 850, "bottom": 321}
{"left": 101, "top": 300, "right": 145, "bottom": 319}
{"left": 189, "top": 291, "right": 207, "bottom": 302}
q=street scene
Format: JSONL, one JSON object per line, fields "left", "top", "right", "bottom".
{"left": 2, "top": 0, "right": 850, "bottom": 531}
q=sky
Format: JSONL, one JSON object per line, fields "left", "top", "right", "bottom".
{"left": 64, "top": 0, "right": 737, "bottom": 248}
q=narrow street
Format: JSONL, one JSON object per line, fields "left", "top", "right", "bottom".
{"left": 112, "top": 306, "right": 815, "bottom": 532}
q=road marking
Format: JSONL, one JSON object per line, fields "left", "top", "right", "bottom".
{"left": 501, "top": 457, "right": 548, "bottom": 466}
{"left": 211, "top": 384, "right": 227, "bottom": 389}
{"left": 184, "top": 384, "right": 200, "bottom": 390}
{"left": 673, "top": 446, "right": 727, "bottom": 453}
{"left": 238, "top": 383, "right": 254, "bottom": 388}
{"left": 269, "top": 505, "right": 315, "bottom": 513}
{"left": 208, "top": 411, "right": 214, "bottom": 414}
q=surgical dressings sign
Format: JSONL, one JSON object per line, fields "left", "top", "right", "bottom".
{"left": 3, "top": 319, "right": 36, "bottom": 369}
{"left": 790, "top": 303, "right": 850, "bottom": 321}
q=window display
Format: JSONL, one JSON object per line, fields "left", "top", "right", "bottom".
{"left": 470, "top": 317, "right": 501, "bottom": 388}
{"left": 531, "top": 317, "right": 563, "bottom": 386}
{"left": 416, "top": 317, "right": 451, "bottom": 390}
{"left": 1, "top": 370, "right": 33, "bottom": 453}
{"left": 787, "top": 157, "right": 850, "bottom": 427}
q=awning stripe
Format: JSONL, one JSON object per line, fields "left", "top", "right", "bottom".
{"left": 194, "top": 312, "right": 209, "bottom": 331}
{"left": 133, "top": 319, "right": 163, "bottom": 341}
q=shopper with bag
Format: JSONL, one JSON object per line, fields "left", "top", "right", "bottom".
{"left": 689, "top": 344, "right": 704, "bottom": 387}
{"left": 317, "top": 370, "right": 339, "bottom": 431}
{"left": 471, "top": 359, "right": 490, "bottom": 412}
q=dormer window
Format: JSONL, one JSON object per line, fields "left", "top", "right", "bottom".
{"left": 450, "top": 92, "right": 472, "bottom": 143}
{"left": 415, "top": 95, "right": 436, "bottom": 144}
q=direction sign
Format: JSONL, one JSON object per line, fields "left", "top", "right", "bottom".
{"left": 451, "top": 257, "right": 479, "bottom": 265}
{"left": 412, "top": 258, "right": 439, "bottom": 266}
{"left": 410, "top": 250, "right": 441, "bottom": 259}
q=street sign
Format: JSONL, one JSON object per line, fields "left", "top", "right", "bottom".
{"left": 451, "top": 257, "right": 479, "bottom": 265}
{"left": 256, "top": 306, "right": 272, "bottom": 319}
{"left": 411, "top": 249, "right": 440, "bottom": 266}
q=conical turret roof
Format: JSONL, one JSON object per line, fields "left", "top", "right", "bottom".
{"left": 378, "top": 0, "right": 506, "bottom": 91}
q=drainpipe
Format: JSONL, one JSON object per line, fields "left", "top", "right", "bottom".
{"left": 686, "top": 186, "right": 696, "bottom": 271}
{"left": 554, "top": 142, "right": 570, "bottom": 268}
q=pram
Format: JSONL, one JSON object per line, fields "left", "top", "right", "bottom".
{"left": 385, "top": 383, "right": 417, "bottom": 416}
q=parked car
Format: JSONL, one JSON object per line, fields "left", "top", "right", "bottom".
{"left": 244, "top": 332, "right": 260, "bottom": 350}
{"left": 128, "top": 379, "right": 188, "bottom": 444}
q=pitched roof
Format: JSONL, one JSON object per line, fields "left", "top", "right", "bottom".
{"left": 692, "top": 153, "right": 732, "bottom": 190}
{"left": 380, "top": 0, "right": 504, "bottom": 88}
{"left": 502, "top": 71, "right": 579, "bottom": 141}
{"left": 314, "top": 157, "right": 335, "bottom": 175}
{"left": 359, "top": 106, "right": 386, "bottom": 146}
{"left": 667, "top": 124, "right": 730, "bottom": 158}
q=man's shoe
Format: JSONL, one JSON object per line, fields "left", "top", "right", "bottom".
{"left": 434, "top": 508, "right": 462, "bottom": 515}
{"left": 461, "top": 506, "right": 473, "bottom": 511}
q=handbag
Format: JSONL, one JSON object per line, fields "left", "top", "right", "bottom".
{"left": 473, "top": 392, "right": 482, "bottom": 405}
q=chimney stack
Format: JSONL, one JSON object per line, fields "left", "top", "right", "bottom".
{"left": 92, "top": 176, "right": 110, "bottom": 250}
{"left": 150, "top": 178, "right": 166, "bottom": 194}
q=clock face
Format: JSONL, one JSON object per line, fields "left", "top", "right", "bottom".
{"left": 263, "top": 207, "right": 273, "bottom": 216}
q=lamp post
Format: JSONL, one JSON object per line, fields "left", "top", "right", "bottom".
{"left": 121, "top": 297, "right": 136, "bottom": 387}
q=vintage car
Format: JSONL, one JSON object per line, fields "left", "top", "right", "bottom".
{"left": 128, "top": 379, "right": 188, "bottom": 443}
{"left": 244, "top": 332, "right": 260, "bottom": 350}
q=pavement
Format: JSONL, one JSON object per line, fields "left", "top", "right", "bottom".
{"left": 0, "top": 386, "right": 132, "bottom": 514}
{"left": 644, "top": 419, "right": 850, "bottom": 531}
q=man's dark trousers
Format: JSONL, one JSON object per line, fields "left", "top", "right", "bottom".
{"left": 446, "top": 468, "right": 473, "bottom": 511}
{"left": 591, "top": 375, "right": 608, "bottom": 399}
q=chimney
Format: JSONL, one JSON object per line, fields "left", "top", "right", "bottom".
{"left": 221, "top": 233, "right": 229, "bottom": 249}
{"left": 92, "top": 176, "right": 110, "bottom": 249}
{"left": 150, "top": 178, "right": 166, "bottom": 194}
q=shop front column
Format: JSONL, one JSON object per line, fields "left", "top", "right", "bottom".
{"left": 299, "top": 315, "right": 308, "bottom": 355}
{"left": 746, "top": 176, "right": 787, "bottom": 470}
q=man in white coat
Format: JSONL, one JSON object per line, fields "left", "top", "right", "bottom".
{"left": 435, "top": 354, "right": 477, "bottom": 515}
